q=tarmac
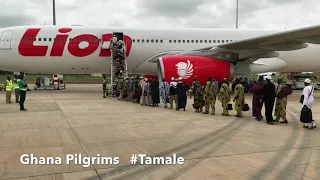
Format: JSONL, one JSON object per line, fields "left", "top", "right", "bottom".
{"left": 0, "top": 84, "right": 319, "bottom": 180}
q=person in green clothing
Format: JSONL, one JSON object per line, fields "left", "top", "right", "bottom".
{"left": 17, "top": 74, "right": 28, "bottom": 111}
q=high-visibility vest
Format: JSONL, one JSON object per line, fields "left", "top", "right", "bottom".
{"left": 5, "top": 80, "right": 13, "bottom": 91}
{"left": 13, "top": 80, "right": 19, "bottom": 89}
{"left": 17, "top": 79, "right": 27, "bottom": 91}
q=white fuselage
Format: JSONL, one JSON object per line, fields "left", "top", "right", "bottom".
{"left": 0, "top": 25, "right": 319, "bottom": 75}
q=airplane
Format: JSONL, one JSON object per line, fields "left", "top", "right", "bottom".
{"left": 0, "top": 24, "right": 320, "bottom": 85}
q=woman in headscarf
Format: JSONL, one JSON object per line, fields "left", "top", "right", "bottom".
{"left": 192, "top": 77, "right": 204, "bottom": 112}
{"left": 176, "top": 77, "right": 190, "bottom": 111}
{"left": 233, "top": 78, "right": 245, "bottom": 117}
{"left": 150, "top": 77, "right": 160, "bottom": 107}
{"left": 250, "top": 76, "right": 264, "bottom": 121}
{"left": 275, "top": 78, "right": 288, "bottom": 123}
{"left": 218, "top": 78, "right": 232, "bottom": 116}
{"left": 159, "top": 78, "right": 170, "bottom": 108}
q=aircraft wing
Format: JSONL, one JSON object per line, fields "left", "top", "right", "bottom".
{"left": 149, "top": 24, "right": 320, "bottom": 63}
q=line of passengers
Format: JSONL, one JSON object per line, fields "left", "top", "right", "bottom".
{"left": 104, "top": 75, "right": 316, "bottom": 129}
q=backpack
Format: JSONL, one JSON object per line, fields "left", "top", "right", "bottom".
{"left": 170, "top": 86, "right": 176, "bottom": 95}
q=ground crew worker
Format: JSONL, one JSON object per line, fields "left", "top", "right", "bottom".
{"left": 218, "top": 78, "right": 232, "bottom": 116}
{"left": 18, "top": 75, "right": 28, "bottom": 111}
{"left": 169, "top": 77, "right": 178, "bottom": 109}
{"left": 192, "top": 77, "right": 204, "bottom": 112}
{"left": 13, "top": 77, "right": 20, "bottom": 103}
{"left": 4, "top": 76, "right": 13, "bottom": 104}
{"left": 203, "top": 77, "right": 217, "bottom": 115}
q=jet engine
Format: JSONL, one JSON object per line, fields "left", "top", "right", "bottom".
{"left": 157, "top": 55, "right": 235, "bottom": 85}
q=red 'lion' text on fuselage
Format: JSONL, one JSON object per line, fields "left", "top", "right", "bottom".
{"left": 17, "top": 28, "right": 133, "bottom": 57}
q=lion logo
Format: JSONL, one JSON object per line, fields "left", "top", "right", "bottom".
{"left": 175, "top": 60, "right": 194, "bottom": 79}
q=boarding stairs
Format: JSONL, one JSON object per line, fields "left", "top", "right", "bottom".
{"left": 110, "top": 33, "right": 128, "bottom": 96}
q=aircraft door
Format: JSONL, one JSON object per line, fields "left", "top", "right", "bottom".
{"left": 0, "top": 30, "right": 14, "bottom": 50}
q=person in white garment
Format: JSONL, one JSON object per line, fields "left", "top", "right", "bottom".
{"left": 301, "top": 78, "right": 317, "bottom": 129}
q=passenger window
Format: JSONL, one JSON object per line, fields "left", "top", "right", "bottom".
{"left": 200, "top": 40, "right": 202, "bottom": 43}
{"left": 191, "top": 40, "right": 194, "bottom": 43}
{"left": 132, "top": 39, "right": 135, "bottom": 43}
{"left": 195, "top": 40, "right": 198, "bottom": 43}
{"left": 213, "top": 40, "right": 216, "bottom": 43}
{"left": 49, "top": 38, "right": 52, "bottom": 41}
{"left": 156, "top": 40, "right": 158, "bottom": 43}
{"left": 217, "top": 40, "right": 220, "bottom": 43}
{"left": 28, "top": 38, "right": 31, "bottom": 41}
{"left": 173, "top": 40, "right": 176, "bottom": 43}
{"left": 182, "top": 40, "right": 185, "bottom": 43}
{"left": 34, "top": 38, "right": 36, "bottom": 41}
{"left": 226, "top": 40, "right": 228, "bottom": 42}
{"left": 44, "top": 38, "right": 47, "bottom": 41}
{"left": 204, "top": 40, "right": 207, "bottom": 43}
{"left": 187, "top": 40, "right": 189, "bottom": 43}
{"left": 209, "top": 40, "right": 211, "bottom": 43}
{"left": 137, "top": 39, "right": 140, "bottom": 43}
{"left": 142, "top": 39, "right": 144, "bottom": 43}
{"left": 146, "top": 39, "right": 149, "bottom": 43}
{"left": 160, "top": 40, "right": 163, "bottom": 43}
{"left": 151, "top": 39, "right": 154, "bottom": 43}
{"left": 222, "top": 40, "right": 224, "bottom": 43}
{"left": 178, "top": 40, "right": 181, "bottom": 43}
{"left": 38, "top": 38, "right": 41, "bottom": 41}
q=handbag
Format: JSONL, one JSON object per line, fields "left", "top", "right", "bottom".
{"left": 277, "top": 86, "right": 293, "bottom": 99}
{"left": 300, "top": 86, "right": 313, "bottom": 104}
{"left": 242, "top": 103, "right": 250, "bottom": 111}
{"left": 228, "top": 103, "right": 233, "bottom": 110}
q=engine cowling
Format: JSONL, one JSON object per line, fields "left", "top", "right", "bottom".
{"left": 157, "top": 55, "right": 235, "bottom": 85}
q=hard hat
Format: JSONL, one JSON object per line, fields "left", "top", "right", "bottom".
{"left": 178, "top": 77, "right": 183, "bottom": 81}
{"left": 304, "top": 78, "right": 311, "bottom": 83}
{"left": 171, "top": 77, "right": 175, "bottom": 81}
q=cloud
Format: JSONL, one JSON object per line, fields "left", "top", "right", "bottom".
{"left": 0, "top": 0, "right": 319, "bottom": 30}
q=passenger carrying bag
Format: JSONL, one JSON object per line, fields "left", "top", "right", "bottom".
{"left": 300, "top": 86, "right": 313, "bottom": 104}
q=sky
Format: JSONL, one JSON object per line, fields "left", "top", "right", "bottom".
{"left": 1, "top": 0, "right": 320, "bottom": 29}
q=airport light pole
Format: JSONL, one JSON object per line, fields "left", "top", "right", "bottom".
{"left": 236, "top": 0, "right": 238, "bottom": 29}
{"left": 53, "top": 0, "right": 56, "bottom": 25}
